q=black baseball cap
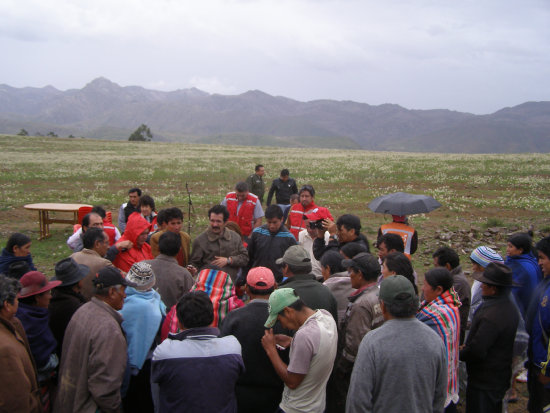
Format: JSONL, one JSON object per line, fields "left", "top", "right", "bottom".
{"left": 93, "top": 267, "right": 136, "bottom": 289}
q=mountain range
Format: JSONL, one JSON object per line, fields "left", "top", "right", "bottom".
{"left": 0, "top": 77, "right": 549, "bottom": 153}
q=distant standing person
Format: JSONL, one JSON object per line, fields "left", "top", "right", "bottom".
{"left": 221, "top": 181, "right": 264, "bottom": 239}
{"left": 245, "top": 164, "right": 266, "bottom": 204}
{"left": 377, "top": 215, "right": 418, "bottom": 257}
{"left": 287, "top": 185, "right": 320, "bottom": 240}
{"left": 267, "top": 168, "right": 298, "bottom": 220}
{"left": 118, "top": 187, "right": 141, "bottom": 234}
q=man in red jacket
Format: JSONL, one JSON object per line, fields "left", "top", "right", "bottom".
{"left": 221, "top": 181, "right": 264, "bottom": 239}
{"left": 287, "top": 185, "right": 321, "bottom": 240}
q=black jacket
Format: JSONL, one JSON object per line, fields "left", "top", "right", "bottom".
{"left": 460, "top": 294, "right": 519, "bottom": 391}
{"left": 313, "top": 233, "right": 370, "bottom": 261}
{"left": 281, "top": 273, "right": 338, "bottom": 322}
{"left": 219, "top": 300, "right": 287, "bottom": 413}
{"left": 123, "top": 203, "right": 139, "bottom": 223}
{"left": 243, "top": 224, "right": 297, "bottom": 283}
{"left": 48, "top": 287, "right": 86, "bottom": 356}
{"left": 266, "top": 178, "right": 298, "bottom": 205}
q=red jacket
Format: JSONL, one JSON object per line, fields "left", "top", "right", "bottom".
{"left": 288, "top": 202, "right": 318, "bottom": 240}
{"left": 113, "top": 214, "right": 153, "bottom": 273}
{"left": 225, "top": 192, "right": 258, "bottom": 237}
{"left": 103, "top": 221, "right": 118, "bottom": 246}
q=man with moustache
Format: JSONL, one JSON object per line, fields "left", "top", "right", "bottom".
{"left": 189, "top": 205, "right": 248, "bottom": 282}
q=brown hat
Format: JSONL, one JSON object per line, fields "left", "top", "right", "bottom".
{"left": 19, "top": 271, "right": 61, "bottom": 298}
{"left": 474, "top": 262, "right": 517, "bottom": 287}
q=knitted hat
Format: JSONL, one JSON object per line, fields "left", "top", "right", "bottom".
{"left": 126, "top": 262, "right": 156, "bottom": 291}
{"left": 470, "top": 246, "right": 504, "bottom": 268}
{"left": 265, "top": 288, "right": 300, "bottom": 328}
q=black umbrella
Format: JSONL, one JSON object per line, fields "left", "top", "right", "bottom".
{"left": 368, "top": 192, "right": 442, "bottom": 216}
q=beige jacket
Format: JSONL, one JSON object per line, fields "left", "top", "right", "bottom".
{"left": 70, "top": 249, "right": 113, "bottom": 300}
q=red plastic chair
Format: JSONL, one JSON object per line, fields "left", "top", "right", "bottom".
{"left": 77, "top": 206, "right": 93, "bottom": 225}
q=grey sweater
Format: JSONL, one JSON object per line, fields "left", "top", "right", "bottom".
{"left": 346, "top": 317, "right": 447, "bottom": 413}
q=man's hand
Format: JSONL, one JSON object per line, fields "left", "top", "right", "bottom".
{"left": 186, "top": 265, "right": 198, "bottom": 276}
{"left": 262, "top": 329, "right": 277, "bottom": 355}
{"left": 323, "top": 219, "right": 337, "bottom": 235}
{"left": 212, "top": 256, "right": 229, "bottom": 267}
{"left": 274, "top": 334, "right": 292, "bottom": 349}
{"left": 116, "top": 240, "right": 133, "bottom": 251}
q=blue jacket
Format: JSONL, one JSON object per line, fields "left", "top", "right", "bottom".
{"left": 527, "top": 276, "right": 550, "bottom": 378}
{"left": 0, "top": 248, "right": 36, "bottom": 275}
{"left": 120, "top": 287, "right": 165, "bottom": 371}
{"left": 151, "top": 327, "right": 244, "bottom": 413}
{"left": 507, "top": 253, "right": 542, "bottom": 318}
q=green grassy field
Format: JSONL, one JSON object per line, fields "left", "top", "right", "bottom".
{"left": 1, "top": 134, "right": 549, "bottom": 278}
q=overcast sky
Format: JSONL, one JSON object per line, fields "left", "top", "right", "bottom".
{"left": 1, "top": 0, "right": 548, "bottom": 114}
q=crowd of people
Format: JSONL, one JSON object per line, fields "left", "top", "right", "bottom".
{"left": 1, "top": 164, "right": 550, "bottom": 413}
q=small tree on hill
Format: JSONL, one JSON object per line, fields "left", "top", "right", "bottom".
{"left": 128, "top": 124, "right": 153, "bottom": 142}
{"left": 46, "top": 131, "right": 58, "bottom": 137}
{"left": 17, "top": 128, "right": 28, "bottom": 136}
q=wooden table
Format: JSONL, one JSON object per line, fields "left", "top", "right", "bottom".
{"left": 24, "top": 203, "right": 92, "bottom": 240}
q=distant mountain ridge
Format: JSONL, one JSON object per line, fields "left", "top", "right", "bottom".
{"left": 0, "top": 77, "right": 549, "bottom": 153}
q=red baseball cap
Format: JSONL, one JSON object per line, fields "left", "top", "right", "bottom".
{"left": 304, "top": 207, "right": 333, "bottom": 221}
{"left": 19, "top": 271, "right": 62, "bottom": 298}
{"left": 247, "top": 267, "right": 275, "bottom": 290}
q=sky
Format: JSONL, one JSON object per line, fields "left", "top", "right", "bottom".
{"left": 1, "top": 0, "right": 549, "bottom": 114}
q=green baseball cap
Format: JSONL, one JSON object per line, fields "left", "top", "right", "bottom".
{"left": 379, "top": 274, "right": 417, "bottom": 306}
{"left": 264, "top": 288, "right": 300, "bottom": 328}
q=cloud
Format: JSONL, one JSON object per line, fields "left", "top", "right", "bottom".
{"left": 0, "top": 0, "right": 549, "bottom": 113}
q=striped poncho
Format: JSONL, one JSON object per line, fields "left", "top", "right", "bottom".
{"left": 160, "top": 268, "right": 242, "bottom": 341}
{"left": 416, "top": 288, "right": 461, "bottom": 407}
